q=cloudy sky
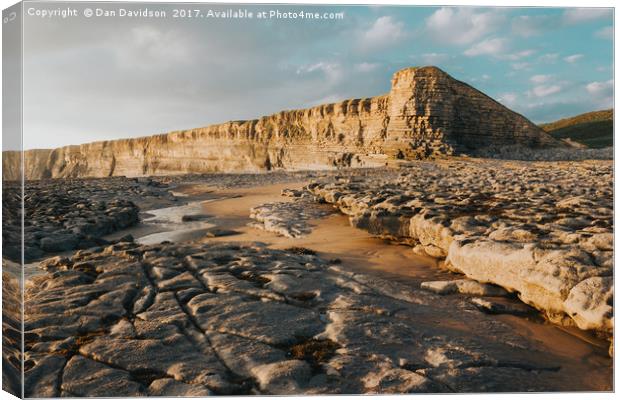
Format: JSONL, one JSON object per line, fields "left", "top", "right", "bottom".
{"left": 21, "top": 4, "right": 613, "bottom": 149}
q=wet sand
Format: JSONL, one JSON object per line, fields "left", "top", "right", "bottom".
{"left": 201, "top": 183, "right": 442, "bottom": 280}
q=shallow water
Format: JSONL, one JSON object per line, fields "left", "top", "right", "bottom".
{"left": 135, "top": 200, "right": 216, "bottom": 245}
{"left": 25, "top": 199, "right": 218, "bottom": 278}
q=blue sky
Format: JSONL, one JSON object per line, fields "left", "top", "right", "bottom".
{"left": 22, "top": 4, "right": 613, "bottom": 149}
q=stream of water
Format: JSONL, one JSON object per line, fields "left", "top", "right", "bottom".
{"left": 136, "top": 201, "right": 216, "bottom": 245}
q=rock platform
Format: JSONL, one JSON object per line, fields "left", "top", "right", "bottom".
{"left": 23, "top": 240, "right": 602, "bottom": 395}
{"left": 306, "top": 160, "right": 613, "bottom": 338}
{"left": 2, "top": 177, "right": 182, "bottom": 262}
{"left": 2, "top": 162, "right": 613, "bottom": 395}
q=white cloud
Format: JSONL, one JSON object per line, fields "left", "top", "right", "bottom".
{"left": 511, "top": 15, "right": 554, "bottom": 37}
{"left": 530, "top": 74, "right": 551, "bottom": 84}
{"left": 463, "top": 38, "right": 506, "bottom": 57}
{"left": 500, "top": 49, "right": 535, "bottom": 61}
{"left": 115, "top": 26, "right": 192, "bottom": 70}
{"left": 563, "top": 54, "right": 584, "bottom": 63}
{"left": 511, "top": 62, "right": 531, "bottom": 71}
{"left": 354, "top": 62, "right": 380, "bottom": 73}
{"left": 538, "top": 53, "right": 559, "bottom": 63}
{"left": 360, "top": 16, "right": 406, "bottom": 52}
{"left": 498, "top": 92, "right": 518, "bottom": 106}
{"left": 585, "top": 79, "right": 613, "bottom": 97}
{"left": 468, "top": 74, "right": 491, "bottom": 83}
{"left": 425, "top": 8, "right": 505, "bottom": 45}
{"left": 530, "top": 84, "right": 562, "bottom": 97}
{"left": 563, "top": 8, "right": 612, "bottom": 25}
{"left": 296, "top": 62, "right": 343, "bottom": 83}
{"left": 594, "top": 26, "right": 613, "bottom": 40}
{"left": 416, "top": 52, "right": 450, "bottom": 65}
{"left": 585, "top": 79, "right": 613, "bottom": 110}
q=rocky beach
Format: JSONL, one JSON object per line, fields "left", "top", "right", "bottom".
{"left": 1, "top": 66, "right": 614, "bottom": 396}
{"left": 2, "top": 158, "right": 613, "bottom": 396}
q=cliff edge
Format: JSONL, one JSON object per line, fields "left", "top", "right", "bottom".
{"left": 4, "top": 66, "right": 559, "bottom": 180}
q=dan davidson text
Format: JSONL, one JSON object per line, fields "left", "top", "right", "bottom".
{"left": 94, "top": 8, "right": 167, "bottom": 18}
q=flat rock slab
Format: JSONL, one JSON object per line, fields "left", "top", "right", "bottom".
{"left": 22, "top": 240, "right": 611, "bottom": 395}
{"left": 4, "top": 177, "right": 169, "bottom": 263}
{"left": 148, "top": 378, "right": 213, "bottom": 396}
{"left": 205, "top": 228, "right": 240, "bottom": 238}
{"left": 469, "top": 297, "right": 537, "bottom": 317}
{"left": 249, "top": 199, "right": 334, "bottom": 238}
{"left": 191, "top": 298, "right": 323, "bottom": 346}
{"left": 421, "top": 279, "right": 508, "bottom": 297}
{"left": 61, "top": 356, "right": 144, "bottom": 397}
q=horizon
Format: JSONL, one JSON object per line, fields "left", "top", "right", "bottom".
{"left": 8, "top": 4, "right": 615, "bottom": 150}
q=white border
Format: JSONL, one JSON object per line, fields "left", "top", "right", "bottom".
{"left": 0, "top": 1, "right": 616, "bottom": 400}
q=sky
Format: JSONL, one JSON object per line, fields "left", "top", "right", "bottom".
{"left": 18, "top": 3, "right": 614, "bottom": 149}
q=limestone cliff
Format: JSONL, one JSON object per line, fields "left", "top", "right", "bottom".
{"left": 4, "top": 66, "right": 559, "bottom": 180}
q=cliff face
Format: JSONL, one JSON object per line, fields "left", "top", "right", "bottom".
{"left": 4, "top": 66, "right": 558, "bottom": 180}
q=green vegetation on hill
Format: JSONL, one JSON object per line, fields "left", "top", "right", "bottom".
{"left": 540, "top": 109, "right": 613, "bottom": 148}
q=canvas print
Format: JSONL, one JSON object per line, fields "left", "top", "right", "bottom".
{"left": 1, "top": 1, "right": 614, "bottom": 397}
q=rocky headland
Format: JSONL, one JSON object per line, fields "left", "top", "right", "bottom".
{"left": 3, "top": 66, "right": 563, "bottom": 181}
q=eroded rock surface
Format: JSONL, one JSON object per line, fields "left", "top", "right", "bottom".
{"left": 2, "top": 178, "right": 179, "bottom": 262}
{"left": 307, "top": 160, "right": 613, "bottom": 336}
{"left": 249, "top": 197, "right": 334, "bottom": 238}
{"left": 420, "top": 279, "right": 508, "bottom": 297}
{"left": 23, "top": 240, "right": 604, "bottom": 396}
{"left": 2, "top": 267, "right": 22, "bottom": 397}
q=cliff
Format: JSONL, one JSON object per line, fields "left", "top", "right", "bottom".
{"left": 4, "top": 66, "right": 559, "bottom": 180}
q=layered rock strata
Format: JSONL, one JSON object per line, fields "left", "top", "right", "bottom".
{"left": 24, "top": 240, "right": 605, "bottom": 396}
{"left": 4, "top": 66, "right": 558, "bottom": 180}
{"left": 306, "top": 160, "right": 613, "bottom": 337}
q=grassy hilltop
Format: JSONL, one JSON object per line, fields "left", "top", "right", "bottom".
{"left": 540, "top": 109, "right": 613, "bottom": 148}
